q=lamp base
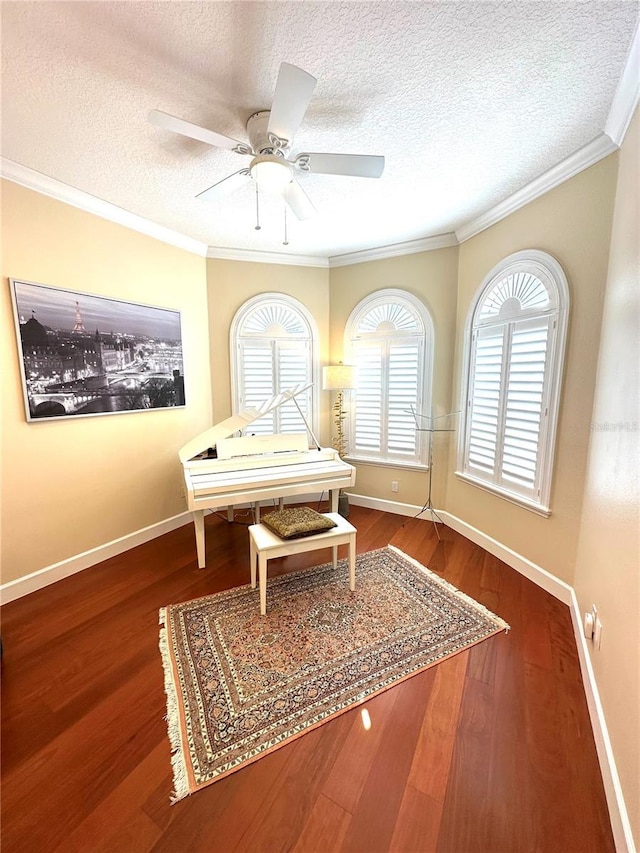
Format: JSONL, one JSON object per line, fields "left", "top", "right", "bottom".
{"left": 338, "top": 492, "right": 350, "bottom": 518}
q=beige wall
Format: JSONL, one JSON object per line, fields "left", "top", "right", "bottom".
{"left": 206, "top": 257, "right": 330, "bottom": 438}
{"left": 445, "top": 156, "right": 619, "bottom": 583}
{"left": 573, "top": 109, "right": 639, "bottom": 846}
{"left": 1, "top": 180, "right": 210, "bottom": 585}
{"left": 329, "top": 248, "right": 458, "bottom": 509}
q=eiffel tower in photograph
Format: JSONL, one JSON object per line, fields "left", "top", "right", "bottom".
{"left": 72, "top": 300, "right": 86, "bottom": 332}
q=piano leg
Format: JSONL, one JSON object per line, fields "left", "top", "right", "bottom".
{"left": 226, "top": 506, "right": 234, "bottom": 522}
{"left": 193, "top": 510, "right": 206, "bottom": 569}
{"left": 330, "top": 488, "right": 339, "bottom": 513}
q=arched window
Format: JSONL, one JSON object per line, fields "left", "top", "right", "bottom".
{"left": 344, "top": 289, "right": 433, "bottom": 466}
{"left": 230, "top": 293, "right": 318, "bottom": 437}
{"left": 458, "top": 250, "right": 569, "bottom": 513}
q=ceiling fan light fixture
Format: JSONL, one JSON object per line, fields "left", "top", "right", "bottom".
{"left": 250, "top": 154, "right": 292, "bottom": 193}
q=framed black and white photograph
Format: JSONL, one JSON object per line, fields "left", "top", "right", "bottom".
{"left": 10, "top": 279, "right": 186, "bottom": 421}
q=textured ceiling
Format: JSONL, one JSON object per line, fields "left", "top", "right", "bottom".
{"left": 1, "top": 1, "right": 638, "bottom": 259}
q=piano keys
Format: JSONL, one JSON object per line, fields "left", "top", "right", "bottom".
{"left": 179, "top": 383, "right": 356, "bottom": 568}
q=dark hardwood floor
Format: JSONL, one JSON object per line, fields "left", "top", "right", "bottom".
{"left": 1, "top": 505, "right": 615, "bottom": 852}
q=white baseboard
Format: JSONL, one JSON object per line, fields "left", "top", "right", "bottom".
{"left": 347, "top": 492, "right": 424, "bottom": 518}
{"left": 0, "top": 511, "right": 192, "bottom": 605}
{"left": 568, "top": 591, "right": 636, "bottom": 853}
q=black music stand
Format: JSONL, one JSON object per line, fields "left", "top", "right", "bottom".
{"left": 410, "top": 409, "right": 459, "bottom": 540}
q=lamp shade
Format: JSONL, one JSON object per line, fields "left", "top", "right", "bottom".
{"left": 322, "top": 364, "right": 358, "bottom": 391}
{"left": 250, "top": 154, "right": 292, "bottom": 193}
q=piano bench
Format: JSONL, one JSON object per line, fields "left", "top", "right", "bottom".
{"left": 248, "top": 512, "right": 357, "bottom": 616}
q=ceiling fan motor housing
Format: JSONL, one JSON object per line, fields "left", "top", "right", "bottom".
{"left": 246, "top": 110, "right": 289, "bottom": 157}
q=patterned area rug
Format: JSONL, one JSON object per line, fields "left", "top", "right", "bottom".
{"left": 159, "top": 545, "right": 509, "bottom": 802}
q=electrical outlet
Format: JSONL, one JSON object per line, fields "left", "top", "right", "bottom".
{"left": 584, "top": 604, "right": 600, "bottom": 642}
{"left": 391, "top": 481, "right": 399, "bottom": 493}
{"left": 594, "top": 618, "right": 603, "bottom": 650}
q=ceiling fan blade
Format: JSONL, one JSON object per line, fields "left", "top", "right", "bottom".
{"left": 149, "top": 109, "right": 251, "bottom": 154}
{"left": 267, "top": 63, "right": 317, "bottom": 146}
{"left": 298, "top": 152, "right": 385, "bottom": 178}
{"left": 283, "top": 178, "right": 317, "bottom": 221}
{"left": 196, "top": 170, "right": 251, "bottom": 202}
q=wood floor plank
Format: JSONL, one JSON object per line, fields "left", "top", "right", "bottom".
{"left": 147, "top": 739, "right": 296, "bottom": 851}
{"left": 321, "top": 686, "right": 401, "bottom": 814}
{"left": 406, "top": 650, "right": 468, "bottom": 803}
{"left": 292, "top": 794, "right": 352, "bottom": 853}
{"left": 2, "top": 658, "right": 167, "bottom": 851}
{"left": 233, "top": 710, "right": 354, "bottom": 853}
{"left": 339, "top": 671, "right": 435, "bottom": 853}
{"left": 53, "top": 743, "right": 169, "bottom": 853}
{"left": 388, "top": 785, "right": 442, "bottom": 853}
{"left": 436, "top": 676, "right": 495, "bottom": 853}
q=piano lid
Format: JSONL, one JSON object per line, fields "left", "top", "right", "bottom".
{"left": 178, "top": 382, "right": 313, "bottom": 464}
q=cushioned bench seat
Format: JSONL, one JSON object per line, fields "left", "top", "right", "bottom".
{"left": 248, "top": 512, "right": 357, "bottom": 615}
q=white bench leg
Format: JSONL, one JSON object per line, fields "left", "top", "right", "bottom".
{"left": 259, "top": 553, "right": 268, "bottom": 616}
{"left": 250, "top": 536, "right": 257, "bottom": 588}
{"left": 332, "top": 545, "right": 338, "bottom": 569}
{"left": 349, "top": 533, "right": 356, "bottom": 591}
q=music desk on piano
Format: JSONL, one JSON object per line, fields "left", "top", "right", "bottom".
{"left": 179, "top": 386, "right": 356, "bottom": 568}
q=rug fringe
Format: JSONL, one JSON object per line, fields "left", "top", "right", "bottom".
{"left": 158, "top": 608, "right": 191, "bottom": 803}
{"left": 387, "top": 545, "right": 510, "bottom": 633}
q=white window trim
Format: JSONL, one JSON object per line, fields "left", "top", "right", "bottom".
{"left": 456, "top": 249, "right": 569, "bottom": 513}
{"left": 343, "top": 455, "right": 428, "bottom": 473}
{"left": 344, "top": 288, "right": 434, "bottom": 467}
{"left": 230, "top": 292, "right": 320, "bottom": 435}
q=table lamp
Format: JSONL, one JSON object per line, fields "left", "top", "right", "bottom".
{"left": 322, "top": 364, "right": 358, "bottom": 458}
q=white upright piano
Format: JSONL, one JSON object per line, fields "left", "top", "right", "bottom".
{"left": 179, "top": 384, "right": 356, "bottom": 568}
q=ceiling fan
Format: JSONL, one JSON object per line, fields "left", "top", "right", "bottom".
{"left": 148, "top": 62, "right": 385, "bottom": 222}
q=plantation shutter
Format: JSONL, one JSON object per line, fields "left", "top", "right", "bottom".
{"left": 466, "top": 317, "right": 552, "bottom": 499}
{"left": 238, "top": 341, "right": 274, "bottom": 436}
{"left": 500, "top": 316, "right": 550, "bottom": 495}
{"left": 466, "top": 326, "right": 505, "bottom": 477}
{"left": 276, "top": 340, "right": 311, "bottom": 433}
{"left": 387, "top": 343, "right": 420, "bottom": 457}
{"left": 352, "top": 339, "right": 422, "bottom": 461}
{"left": 238, "top": 339, "right": 311, "bottom": 436}
{"left": 352, "top": 340, "right": 383, "bottom": 454}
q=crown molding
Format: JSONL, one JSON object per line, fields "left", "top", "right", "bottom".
{"left": 455, "top": 133, "right": 618, "bottom": 244}
{"left": 328, "top": 232, "right": 459, "bottom": 267}
{"left": 0, "top": 158, "right": 209, "bottom": 257}
{"left": 206, "top": 246, "right": 328, "bottom": 267}
{"left": 606, "top": 22, "right": 640, "bottom": 146}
